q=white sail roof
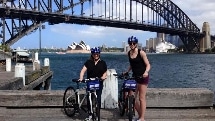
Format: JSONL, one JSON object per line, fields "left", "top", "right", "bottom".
{"left": 156, "top": 42, "right": 176, "bottom": 53}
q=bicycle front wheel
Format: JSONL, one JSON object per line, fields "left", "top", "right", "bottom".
{"left": 63, "top": 86, "right": 77, "bottom": 117}
{"left": 128, "top": 95, "right": 135, "bottom": 121}
{"left": 118, "top": 89, "right": 125, "bottom": 116}
{"left": 91, "top": 93, "right": 100, "bottom": 121}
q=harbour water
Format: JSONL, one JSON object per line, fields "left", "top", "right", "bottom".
{"left": 39, "top": 53, "right": 215, "bottom": 93}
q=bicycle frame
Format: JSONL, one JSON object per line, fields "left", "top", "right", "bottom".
{"left": 74, "top": 82, "right": 98, "bottom": 114}
{"left": 63, "top": 78, "right": 101, "bottom": 121}
{"left": 114, "top": 73, "right": 136, "bottom": 121}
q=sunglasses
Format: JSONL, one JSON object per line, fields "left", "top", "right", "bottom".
{"left": 128, "top": 42, "right": 137, "bottom": 45}
{"left": 93, "top": 53, "right": 100, "bottom": 55}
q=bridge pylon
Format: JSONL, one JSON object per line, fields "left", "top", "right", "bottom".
{"left": 199, "top": 22, "right": 211, "bottom": 52}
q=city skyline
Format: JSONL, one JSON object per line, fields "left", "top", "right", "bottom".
{"left": 9, "top": 0, "right": 215, "bottom": 49}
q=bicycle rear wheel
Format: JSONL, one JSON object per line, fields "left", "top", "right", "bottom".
{"left": 128, "top": 95, "right": 135, "bottom": 121}
{"left": 63, "top": 86, "right": 77, "bottom": 117}
{"left": 91, "top": 93, "right": 100, "bottom": 121}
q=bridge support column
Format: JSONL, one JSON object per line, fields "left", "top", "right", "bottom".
{"left": 200, "top": 22, "right": 211, "bottom": 52}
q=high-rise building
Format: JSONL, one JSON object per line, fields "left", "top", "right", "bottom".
{"left": 147, "top": 38, "right": 157, "bottom": 52}
{"left": 138, "top": 43, "right": 142, "bottom": 50}
{"left": 122, "top": 41, "right": 126, "bottom": 52}
{"left": 157, "top": 33, "right": 165, "bottom": 41}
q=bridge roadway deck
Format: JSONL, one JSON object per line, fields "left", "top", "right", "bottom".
{"left": 0, "top": 107, "right": 215, "bottom": 121}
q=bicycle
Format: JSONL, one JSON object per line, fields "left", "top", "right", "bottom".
{"left": 63, "top": 78, "right": 101, "bottom": 121}
{"left": 114, "top": 73, "right": 137, "bottom": 121}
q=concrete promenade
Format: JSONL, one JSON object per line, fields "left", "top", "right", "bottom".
{"left": 0, "top": 107, "right": 215, "bottom": 121}
{"left": 0, "top": 57, "right": 214, "bottom": 121}
{"left": 0, "top": 90, "right": 214, "bottom": 121}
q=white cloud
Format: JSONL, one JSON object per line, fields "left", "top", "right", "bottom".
{"left": 172, "top": 0, "right": 215, "bottom": 34}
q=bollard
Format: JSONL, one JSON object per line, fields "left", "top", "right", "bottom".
{"left": 44, "top": 58, "right": 50, "bottom": 66}
{"left": 101, "top": 69, "right": 118, "bottom": 109}
{"left": 35, "top": 52, "right": 39, "bottom": 60}
{"left": 33, "top": 60, "right": 40, "bottom": 71}
{"left": 6, "top": 58, "right": 11, "bottom": 72}
{"left": 15, "top": 63, "right": 25, "bottom": 85}
{"left": 33, "top": 52, "right": 40, "bottom": 70}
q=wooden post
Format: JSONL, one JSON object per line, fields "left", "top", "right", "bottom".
{"left": 44, "top": 77, "right": 51, "bottom": 90}
{"left": 101, "top": 69, "right": 118, "bottom": 109}
{"left": 34, "top": 83, "right": 42, "bottom": 90}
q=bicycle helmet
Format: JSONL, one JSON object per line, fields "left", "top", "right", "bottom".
{"left": 91, "top": 47, "right": 100, "bottom": 54}
{"left": 127, "top": 36, "right": 138, "bottom": 44}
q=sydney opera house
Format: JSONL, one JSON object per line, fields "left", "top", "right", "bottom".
{"left": 66, "top": 40, "right": 91, "bottom": 53}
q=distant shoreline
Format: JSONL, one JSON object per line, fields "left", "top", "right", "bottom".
{"left": 66, "top": 50, "right": 127, "bottom": 54}
{"left": 66, "top": 50, "right": 90, "bottom": 53}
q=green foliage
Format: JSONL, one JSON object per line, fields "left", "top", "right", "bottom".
{"left": 205, "top": 48, "right": 211, "bottom": 53}
{"left": 167, "top": 49, "right": 177, "bottom": 53}
{"left": 177, "top": 45, "right": 186, "bottom": 52}
{"left": 0, "top": 44, "right": 10, "bottom": 52}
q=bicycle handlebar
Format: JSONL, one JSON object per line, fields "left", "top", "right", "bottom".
{"left": 113, "top": 73, "right": 143, "bottom": 80}
{"left": 72, "top": 77, "right": 102, "bottom": 83}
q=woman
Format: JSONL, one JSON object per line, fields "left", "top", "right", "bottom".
{"left": 124, "top": 36, "right": 151, "bottom": 121}
{"left": 79, "top": 47, "right": 107, "bottom": 121}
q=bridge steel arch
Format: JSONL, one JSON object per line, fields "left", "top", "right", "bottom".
{"left": 0, "top": 0, "right": 204, "bottom": 52}
{"left": 135, "top": 0, "right": 203, "bottom": 51}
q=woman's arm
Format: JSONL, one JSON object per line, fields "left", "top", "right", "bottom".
{"left": 140, "top": 50, "right": 151, "bottom": 77}
{"left": 101, "top": 71, "right": 107, "bottom": 80}
{"left": 79, "top": 65, "right": 87, "bottom": 81}
{"left": 125, "top": 66, "right": 132, "bottom": 74}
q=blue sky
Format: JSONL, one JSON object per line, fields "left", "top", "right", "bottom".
{"left": 10, "top": 0, "right": 215, "bottom": 49}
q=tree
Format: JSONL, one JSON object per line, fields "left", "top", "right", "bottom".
{"left": 211, "top": 47, "right": 215, "bottom": 53}
{"left": 0, "top": 44, "right": 10, "bottom": 52}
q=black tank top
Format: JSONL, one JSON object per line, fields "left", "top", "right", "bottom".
{"left": 128, "top": 49, "right": 146, "bottom": 77}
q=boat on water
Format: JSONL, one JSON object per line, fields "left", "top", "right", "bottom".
{"left": 56, "top": 52, "right": 66, "bottom": 54}
{"left": 155, "top": 41, "right": 176, "bottom": 53}
{"left": 12, "top": 48, "right": 32, "bottom": 63}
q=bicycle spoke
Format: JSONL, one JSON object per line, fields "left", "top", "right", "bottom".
{"left": 128, "top": 96, "right": 134, "bottom": 121}
{"left": 118, "top": 89, "right": 125, "bottom": 116}
{"left": 63, "top": 86, "right": 77, "bottom": 117}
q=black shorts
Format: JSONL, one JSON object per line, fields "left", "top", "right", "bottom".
{"left": 136, "top": 76, "right": 149, "bottom": 85}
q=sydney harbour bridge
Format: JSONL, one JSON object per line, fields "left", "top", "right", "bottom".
{"left": 0, "top": 0, "right": 206, "bottom": 52}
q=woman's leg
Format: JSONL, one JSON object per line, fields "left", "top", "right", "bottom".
{"left": 137, "top": 84, "right": 148, "bottom": 120}
{"left": 135, "top": 86, "right": 140, "bottom": 117}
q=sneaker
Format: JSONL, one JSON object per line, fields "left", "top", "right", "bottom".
{"left": 136, "top": 120, "right": 146, "bottom": 121}
{"left": 85, "top": 115, "right": 92, "bottom": 121}
{"left": 133, "top": 118, "right": 138, "bottom": 121}
{"left": 132, "top": 116, "right": 139, "bottom": 121}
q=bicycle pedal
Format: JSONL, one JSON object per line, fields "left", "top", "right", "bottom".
{"left": 92, "top": 117, "right": 98, "bottom": 121}
{"left": 75, "top": 110, "right": 79, "bottom": 113}
{"left": 85, "top": 115, "right": 92, "bottom": 121}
